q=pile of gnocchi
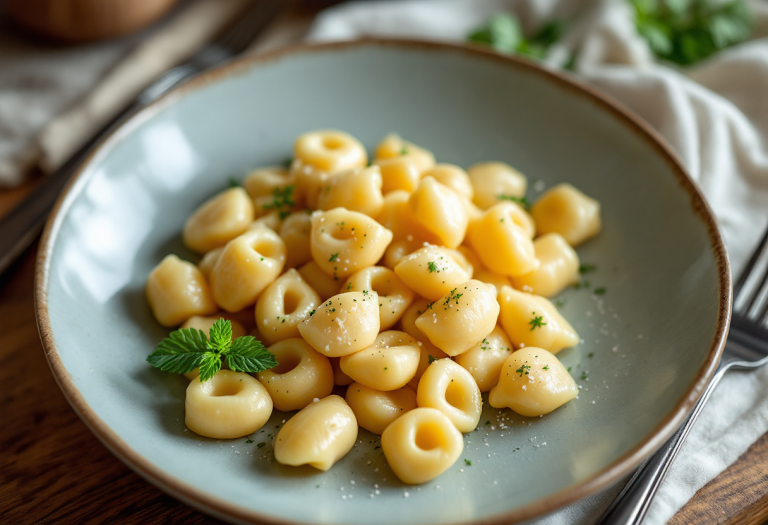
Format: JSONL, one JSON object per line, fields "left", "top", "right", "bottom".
{"left": 145, "top": 130, "right": 601, "bottom": 485}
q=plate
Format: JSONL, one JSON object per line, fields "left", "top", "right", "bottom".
{"left": 36, "top": 40, "right": 730, "bottom": 524}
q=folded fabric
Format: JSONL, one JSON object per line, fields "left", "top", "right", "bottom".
{"left": 0, "top": 0, "right": 249, "bottom": 188}
{"left": 306, "top": 0, "right": 768, "bottom": 523}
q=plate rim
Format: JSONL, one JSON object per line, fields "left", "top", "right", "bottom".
{"left": 34, "top": 38, "right": 732, "bottom": 525}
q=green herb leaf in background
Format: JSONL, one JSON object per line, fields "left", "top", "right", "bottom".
{"left": 147, "top": 319, "right": 276, "bottom": 382}
{"left": 631, "top": 0, "right": 753, "bottom": 65}
{"left": 468, "top": 13, "right": 568, "bottom": 62}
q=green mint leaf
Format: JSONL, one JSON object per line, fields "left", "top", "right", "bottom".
{"left": 636, "top": 19, "right": 673, "bottom": 55}
{"left": 227, "top": 336, "right": 278, "bottom": 373}
{"left": 208, "top": 319, "right": 232, "bottom": 352}
{"left": 147, "top": 351, "right": 205, "bottom": 375}
{"left": 198, "top": 352, "right": 222, "bottom": 382}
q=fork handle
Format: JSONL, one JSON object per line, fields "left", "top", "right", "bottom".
{"left": 595, "top": 368, "right": 725, "bottom": 525}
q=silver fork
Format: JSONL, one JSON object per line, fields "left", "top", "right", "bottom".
{"left": 0, "top": 0, "right": 285, "bottom": 276}
{"left": 597, "top": 225, "right": 768, "bottom": 524}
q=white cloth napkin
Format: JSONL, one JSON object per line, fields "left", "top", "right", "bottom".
{"left": 0, "top": 0, "right": 249, "bottom": 188}
{"left": 307, "top": 0, "right": 768, "bottom": 523}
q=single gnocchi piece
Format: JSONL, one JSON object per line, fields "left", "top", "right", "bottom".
{"left": 342, "top": 266, "right": 414, "bottom": 330}
{"left": 530, "top": 183, "right": 601, "bottom": 246}
{"left": 185, "top": 370, "right": 273, "bottom": 439}
{"left": 467, "top": 161, "right": 527, "bottom": 210}
{"left": 374, "top": 156, "right": 422, "bottom": 194}
{"left": 489, "top": 347, "right": 578, "bottom": 416}
{"left": 416, "top": 359, "right": 482, "bottom": 433}
{"left": 182, "top": 187, "right": 255, "bottom": 254}
{"left": 469, "top": 203, "right": 539, "bottom": 277}
{"left": 274, "top": 395, "right": 357, "bottom": 471}
{"left": 345, "top": 383, "right": 417, "bottom": 435}
{"left": 309, "top": 208, "right": 393, "bottom": 279}
{"left": 394, "top": 245, "right": 472, "bottom": 301}
{"left": 255, "top": 269, "right": 321, "bottom": 345}
{"left": 146, "top": 255, "right": 217, "bottom": 327}
{"left": 497, "top": 285, "right": 579, "bottom": 354}
{"left": 297, "top": 261, "right": 341, "bottom": 301}
{"left": 381, "top": 407, "right": 463, "bottom": 485}
{"left": 408, "top": 177, "right": 469, "bottom": 249}
{"left": 209, "top": 224, "right": 286, "bottom": 312}
{"left": 376, "top": 190, "right": 439, "bottom": 244}
{"left": 257, "top": 338, "right": 334, "bottom": 412}
{"left": 453, "top": 326, "right": 514, "bottom": 392}
{"left": 294, "top": 130, "right": 368, "bottom": 174}
{"left": 317, "top": 166, "right": 385, "bottom": 218}
{"left": 180, "top": 315, "right": 247, "bottom": 380}
{"left": 511, "top": 233, "right": 580, "bottom": 297}
{"left": 374, "top": 133, "right": 436, "bottom": 173}
{"left": 421, "top": 164, "right": 474, "bottom": 200}
{"left": 298, "top": 291, "right": 380, "bottom": 357}
{"left": 339, "top": 331, "right": 421, "bottom": 391}
{"left": 415, "top": 280, "right": 499, "bottom": 357}
{"left": 279, "top": 211, "right": 313, "bottom": 269}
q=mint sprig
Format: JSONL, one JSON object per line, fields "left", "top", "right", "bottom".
{"left": 147, "top": 319, "right": 277, "bottom": 382}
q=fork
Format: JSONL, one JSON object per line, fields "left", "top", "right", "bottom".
{"left": 597, "top": 225, "right": 768, "bottom": 524}
{"left": 0, "top": 0, "right": 285, "bottom": 276}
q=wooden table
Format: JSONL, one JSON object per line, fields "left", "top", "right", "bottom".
{"left": 2, "top": 4, "right": 768, "bottom": 524}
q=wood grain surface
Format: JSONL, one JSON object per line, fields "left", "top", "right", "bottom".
{"left": 1, "top": 3, "right": 767, "bottom": 524}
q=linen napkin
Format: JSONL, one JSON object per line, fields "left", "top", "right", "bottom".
{"left": 0, "top": 0, "right": 249, "bottom": 188}
{"left": 306, "top": 1, "right": 768, "bottom": 523}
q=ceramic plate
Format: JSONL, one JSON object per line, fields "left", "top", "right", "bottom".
{"left": 36, "top": 40, "right": 730, "bottom": 524}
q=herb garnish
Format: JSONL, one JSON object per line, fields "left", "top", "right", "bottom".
{"left": 329, "top": 253, "right": 339, "bottom": 262}
{"left": 428, "top": 355, "right": 438, "bottom": 364}
{"left": 147, "top": 319, "right": 277, "bottom": 382}
{"left": 427, "top": 261, "right": 439, "bottom": 273}
{"left": 262, "top": 185, "right": 295, "bottom": 216}
{"left": 497, "top": 194, "right": 530, "bottom": 209}
{"left": 516, "top": 363, "right": 531, "bottom": 377}
{"left": 528, "top": 312, "right": 547, "bottom": 331}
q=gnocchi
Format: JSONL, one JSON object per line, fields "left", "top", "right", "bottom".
{"left": 147, "top": 130, "right": 604, "bottom": 487}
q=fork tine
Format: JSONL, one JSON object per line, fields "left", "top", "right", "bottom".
{"left": 733, "top": 225, "right": 768, "bottom": 314}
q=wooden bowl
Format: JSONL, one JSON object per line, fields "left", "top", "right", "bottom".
{"left": 5, "top": 0, "right": 180, "bottom": 43}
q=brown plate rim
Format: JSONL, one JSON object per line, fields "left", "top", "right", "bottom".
{"left": 34, "top": 38, "right": 731, "bottom": 525}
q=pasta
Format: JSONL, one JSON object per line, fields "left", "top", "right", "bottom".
{"left": 309, "top": 207, "right": 393, "bottom": 279}
{"left": 256, "top": 338, "right": 334, "bottom": 412}
{"left": 414, "top": 280, "right": 499, "bottom": 357}
{"left": 346, "top": 382, "right": 417, "bottom": 435}
{"left": 530, "top": 183, "right": 601, "bottom": 246}
{"left": 146, "top": 254, "right": 217, "bottom": 327}
{"left": 274, "top": 395, "right": 358, "bottom": 471}
{"left": 209, "top": 224, "right": 287, "bottom": 312}
{"left": 489, "top": 347, "right": 578, "bottom": 417}
{"left": 254, "top": 269, "right": 320, "bottom": 345}
{"left": 339, "top": 330, "right": 421, "bottom": 391}
{"left": 381, "top": 407, "right": 463, "bottom": 484}
{"left": 147, "top": 129, "right": 604, "bottom": 486}
{"left": 298, "top": 291, "right": 380, "bottom": 357}
{"left": 183, "top": 187, "right": 255, "bottom": 253}
{"left": 185, "top": 370, "right": 273, "bottom": 439}
{"left": 416, "top": 358, "right": 483, "bottom": 433}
